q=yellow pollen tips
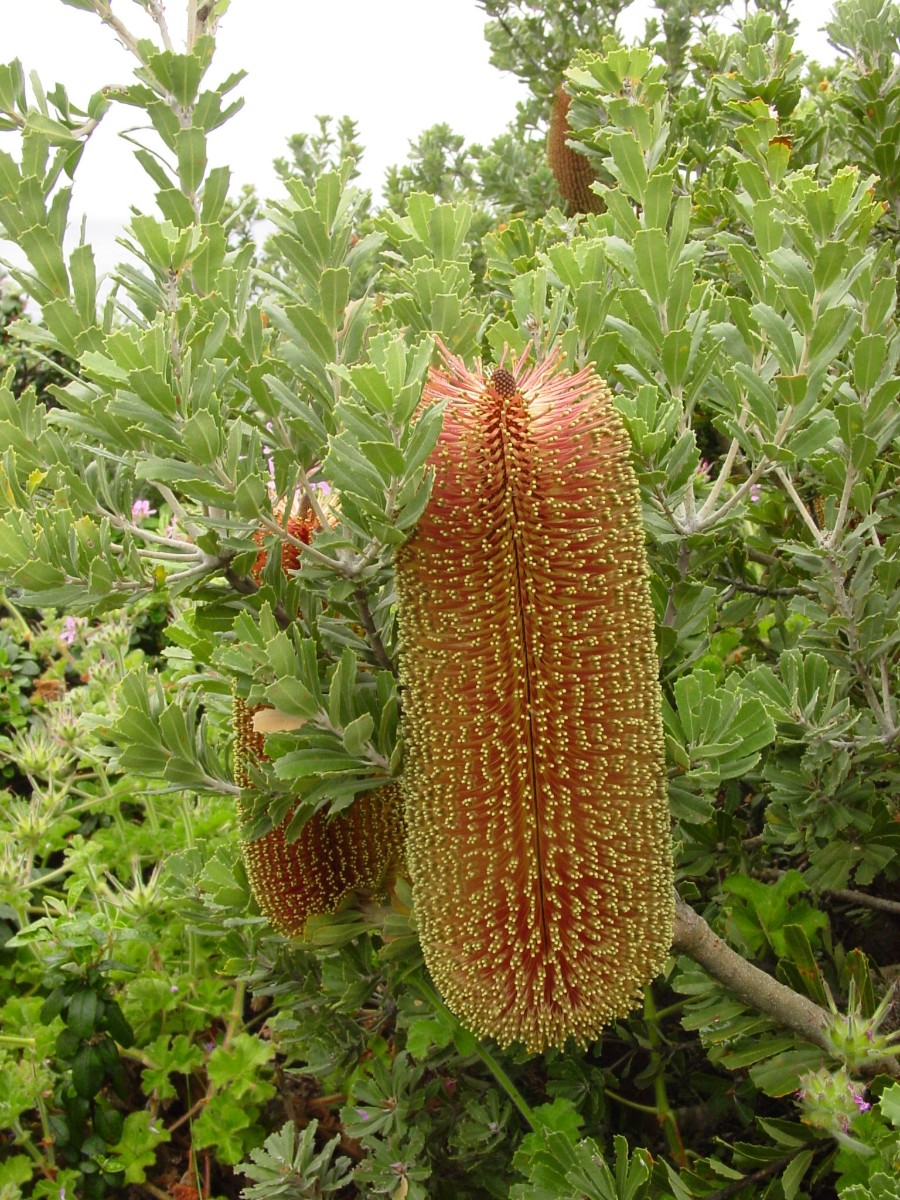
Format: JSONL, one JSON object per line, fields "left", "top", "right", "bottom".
{"left": 395, "top": 348, "right": 674, "bottom": 1052}
{"left": 232, "top": 701, "right": 403, "bottom": 939}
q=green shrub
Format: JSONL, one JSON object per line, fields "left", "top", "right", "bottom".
{"left": 0, "top": 2, "right": 898, "bottom": 1198}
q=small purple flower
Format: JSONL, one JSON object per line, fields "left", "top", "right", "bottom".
{"left": 849, "top": 1085, "right": 871, "bottom": 1113}
{"left": 59, "top": 616, "right": 83, "bottom": 646}
{"left": 696, "top": 459, "right": 713, "bottom": 478}
{"left": 749, "top": 483, "right": 762, "bottom": 503}
{"left": 169, "top": 984, "right": 179, "bottom": 994}
{"left": 354, "top": 1108, "right": 371, "bottom": 1122}
{"left": 132, "top": 498, "right": 157, "bottom": 523}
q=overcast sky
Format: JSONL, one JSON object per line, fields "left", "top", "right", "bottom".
{"left": 2, "top": 1, "right": 838, "bottom": 280}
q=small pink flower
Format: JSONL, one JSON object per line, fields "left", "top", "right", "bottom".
{"left": 749, "top": 483, "right": 762, "bottom": 503}
{"left": 59, "top": 616, "right": 84, "bottom": 646}
{"left": 132, "top": 498, "right": 157, "bottom": 522}
{"left": 849, "top": 1085, "right": 871, "bottom": 1113}
{"left": 696, "top": 459, "right": 713, "bottom": 478}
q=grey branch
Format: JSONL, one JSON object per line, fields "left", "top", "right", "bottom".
{"left": 672, "top": 894, "right": 898, "bottom": 1079}
{"left": 831, "top": 888, "right": 900, "bottom": 917}
{"left": 353, "top": 587, "right": 397, "bottom": 677}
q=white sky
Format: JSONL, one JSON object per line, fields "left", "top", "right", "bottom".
{"left": 1, "top": 0, "right": 838, "bottom": 280}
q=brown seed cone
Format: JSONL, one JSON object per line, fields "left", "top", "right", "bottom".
{"left": 395, "top": 350, "right": 673, "bottom": 1051}
{"left": 547, "top": 84, "right": 605, "bottom": 216}
{"left": 233, "top": 698, "right": 404, "bottom": 938}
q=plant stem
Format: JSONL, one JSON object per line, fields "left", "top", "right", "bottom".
{"left": 353, "top": 585, "right": 397, "bottom": 676}
{"left": 412, "top": 977, "right": 537, "bottom": 1129}
{"left": 831, "top": 889, "right": 900, "bottom": 916}
{"left": 672, "top": 894, "right": 899, "bottom": 1080}
{"left": 604, "top": 1088, "right": 659, "bottom": 1115}
{"left": 643, "top": 986, "right": 686, "bottom": 1165}
{"left": 0, "top": 589, "right": 32, "bottom": 639}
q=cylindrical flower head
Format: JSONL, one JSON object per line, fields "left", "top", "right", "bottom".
{"left": 395, "top": 350, "right": 673, "bottom": 1051}
{"left": 547, "top": 84, "right": 605, "bottom": 216}
{"left": 233, "top": 694, "right": 404, "bottom": 937}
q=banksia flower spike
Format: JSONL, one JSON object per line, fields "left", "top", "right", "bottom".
{"left": 234, "top": 494, "right": 403, "bottom": 938}
{"left": 233, "top": 694, "right": 404, "bottom": 938}
{"left": 395, "top": 349, "right": 673, "bottom": 1051}
{"left": 547, "top": 84, "right": 605, "bottom": 216}
{"left": 252, "top": 514, "right": 315, "bottom": 579}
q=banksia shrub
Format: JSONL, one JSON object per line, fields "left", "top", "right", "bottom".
{"left": 547, "top": 84, "right": 605, "bottom": 215}
{"left": 233, "top": 694, "right": 404, "bottom": 937}
{"left": 395, "top": 350, "right": 673, "bottom": 1051}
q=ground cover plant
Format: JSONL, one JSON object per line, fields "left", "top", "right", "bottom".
{"left": 0, "top": 0, "right": 899, "bottom": 1197}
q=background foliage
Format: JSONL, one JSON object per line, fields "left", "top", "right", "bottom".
{"left": 0, "top": 1, "right": 898, "bottom": 1197}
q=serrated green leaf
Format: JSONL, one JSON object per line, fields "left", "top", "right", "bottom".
{"left": 175, "top": 126, "right": 207, "bottom": 193}
{"left": 342, "top": 711, "right": 374, "bottom": 756}
{"left": 633, "top": 227, "right": 669, "bottom": 306}
{"left": 359, "top": 439, "right": 405, "bottom": 478}
{"left": 608, "top": 132, "right": 647, "bottom": 203}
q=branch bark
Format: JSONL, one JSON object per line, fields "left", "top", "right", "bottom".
{"left": 831, "top": 888, "right": 900, "bottom": 917}
{"left": 353, "top": 586, "right": 398, "bottom": 677}
{"left": 672, "top": 895, "right": 898, "bottom": 1079}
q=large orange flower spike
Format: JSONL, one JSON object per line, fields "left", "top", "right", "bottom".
{"left": 395, "top": 349, "right": 673, "bottom": 1051}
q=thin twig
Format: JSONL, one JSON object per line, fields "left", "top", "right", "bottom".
{"left": 704, "top": 1155, "right": 795, "bottom": 1200}
{"left": 136, "top": 1184, "right": 171, "bottom": 1200}
{"left": 166, "top": 1093, "right": 208, "bottom": 1134}
{"left": 224, "top": 567, "right": 296, "bottom": 632}
{"left": 831, "top": 889, "right": 900, "bottom": 917}
{"left": 91, "top": 0, "right": 145, "bottom": 62}
{"left": 774, "top": 467, "right": 825, "bottom": 545}
{"left": 353, "top": 587, "right": 397, "bottom": 676}
{"left": 714, "top": 575, "right": 803, "bottom": 597}
{"left": 147, "top": 0, "right": 175, "bottom": 52}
